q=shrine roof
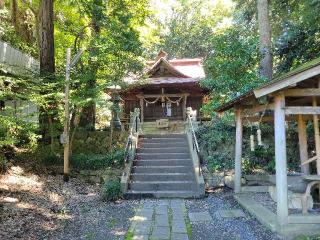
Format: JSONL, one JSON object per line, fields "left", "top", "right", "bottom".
{"left": 124, "top": 51, "right": 205, "bottom": 87}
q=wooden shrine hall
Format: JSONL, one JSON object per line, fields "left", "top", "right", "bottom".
{"left": 120, "top": 51, "right": 207, "bottom": 122}
{"left": 215, "top": 58, "right": 320, "bottom": 235}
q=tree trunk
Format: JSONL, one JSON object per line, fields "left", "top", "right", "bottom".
{"left": 39, "top": 0, "right": 55, "bottom": 75}
{"left": 0, "top": 0, "right": 5, "bottom": 9}
{"left": 39, "top": 0, "right": 56, "bottom": 142}
{"left": 11, "top": 0, "right": 19, "bottom": 32}
{"left": 257, "top": 0, "right": 272, "bottom": 81}
{"left": 79, "top": 14, "right": 101, "bottom": 130}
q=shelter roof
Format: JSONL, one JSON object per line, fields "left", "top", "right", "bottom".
{"left": 215, "top": 57, "right": 320, "bottom": 112}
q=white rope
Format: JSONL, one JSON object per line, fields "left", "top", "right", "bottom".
{"left": 141, "top": 95, "right": 184, "bottom": 107}
{"left": 143, "top": 97, "right": 160, "bottom": 104}
{"left": 165, "top": 96, "right": 183, "bottom": 104}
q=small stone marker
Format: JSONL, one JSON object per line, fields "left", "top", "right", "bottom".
{"left": 216, "top": 209, "right": 246, "bottom": 218}
{"left": 188, "top": 211, "right": 213, "bottom": 222}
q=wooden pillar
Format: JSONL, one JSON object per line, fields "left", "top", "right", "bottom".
{"left": 234, "top": 109, "right": 243, "bottom": 194}
{"left": 182, "top": 94, "right": 187, "bottom": 121}
{"left": 312, "top": 97, "right": 320, "bottom": 175}
{"left": 298, "top": 115, "right": 310, "bottom": 174}
{"left": 274, "top": 93, "right": 288, "bottom": 225}
{"left": 139, "top": 98, "right": 144, "bottom": 123}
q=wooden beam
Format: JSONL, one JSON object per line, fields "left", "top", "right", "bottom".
{"left": 242, "top": 103, "right": 275, "bottom": 116}
{"left": 298, "top": 115, "right": 310, "bottom": 174}
{"left": 284, "top": 106, "right": 320, "bottom": 115}
{"left": 312, "top": 97, "right": 320, "bottom": 175}
{"left": 254, "top": 64, "right": 320, "bottom": 98}
{"left": 137, "top": 93, "right": 190, "bottom": 99}
{"left": 244, "top": 115, "right": 313, "bottom": 123}
{"left": 182, "top": 95, "right": 187, "bottom": 121}
{"left": 274, "top": 93, "right": 288, "bottom": 225}
{"left": 300, "top": 155, "right": 317, "bottom": 166}
{"left": 284, "top": 88, "right": 320, "bottom": 97}
{"left": 139, "top": 98, "right": 144, "bottom": 123}
{"left": 234, "top": 109, "right": 243, "bottom": 194}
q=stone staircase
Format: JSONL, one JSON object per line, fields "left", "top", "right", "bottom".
{"left": 124, "top": 134, "right": 202, "bottom": 198}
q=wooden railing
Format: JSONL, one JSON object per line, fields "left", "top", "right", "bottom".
{"left": 187, "top": 114, "right": 202, "bottom": 176}
{"left": 123, "top": 108, "right": 140, "bottom": 174}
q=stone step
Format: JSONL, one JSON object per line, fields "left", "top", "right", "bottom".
{"left": 129, "top": 181, "right": 197, "bottom": 191}
{"left": 137, "top": 152, "right": 190, "bottom": 160}
{"left": 139, "top": 138, "right": 187, "bottom": 144}
{"left": 133, "top": 159, "right": 192, "bottom": 167}
{"left": 124, "top": 190, "right": 201, "bottom": 199}
{"left": 140, "top": 142, "right": 187, "bottom": 148}
{"left": 132, "top": 166, "right": 191, "bottom": 174}
{"left": 136, "top": 147, "right": 189, "bottom": 153}
{"left": 131, "top": 173, "right": 194, "bottom": 182}
{"left": 139, "top": 134, "right": 186, "bottom": 139}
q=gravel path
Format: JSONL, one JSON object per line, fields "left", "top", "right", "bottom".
{"left": 185, "top": 189, "right": 281, "bottom": 240}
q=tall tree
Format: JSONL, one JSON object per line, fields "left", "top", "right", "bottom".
{"left": 78, "top": 0, "right": 103, "bottom": 129}
{"left": 39, "top": 0, "right": 55, "bottom": 75}
{"left": 39, "top": 0, "right": 55, "bottom": 141}
{"left": 257, "top": 0, "right": 272, "bottom": 80}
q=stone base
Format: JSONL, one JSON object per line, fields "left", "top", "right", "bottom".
{"left": 235, "top": 194, "right": 320, "bottom": 238}
{"left": 224, "top": 174, "right": 246, "bottom": 189}
{"left": 268, "top": 186, "right": 313, "bottom": 210}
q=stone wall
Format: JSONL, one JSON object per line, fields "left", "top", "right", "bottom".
{"left": 71, "top": 130, "right": 118, "bottom": 154}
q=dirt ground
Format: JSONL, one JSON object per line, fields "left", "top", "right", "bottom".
{"left": 0, "top": 165, "right": 138, "bottom": 240}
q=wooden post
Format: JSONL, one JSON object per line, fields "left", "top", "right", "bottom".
{"left": 312, "top": 97, "right": 320, "bottom": 175}
{"left": 182, "top": 94, "right": 187, "bottom": 121}
{"left": 140, "top": 98, "right": 144, "bottom": 123}
{"left": 234, "top": 108, "right": 243, "bottom": 194}
{"left": 274, "top": 93, "right": 288, "bottom": 225}
{"left": 63, "top": 48, "right": 71, "bottom": 182}
{"left": 298, "top": 115, "right": 310, "bottom": 174}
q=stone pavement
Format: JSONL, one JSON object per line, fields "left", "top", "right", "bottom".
{"left": 128, "top": 199, "right": 190, "bottom": 240}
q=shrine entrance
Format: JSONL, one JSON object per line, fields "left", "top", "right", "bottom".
{"left": 137, "top": 91, "right": 189, "bottom": 122}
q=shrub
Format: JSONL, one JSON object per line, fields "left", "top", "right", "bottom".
{"left": 101, "top": 179, "right": 122, "bottom": 201}
{"left": 70, "top": 150, "right": 125, "bottom": 170}
{"left": 0, "top": 154, "right": 7, "bottom": 173}
{"left": 207, "top": 152, "right": 233, "bottom": 172}
{"left": 0, "top": 115, "right": 39, "bottom": 148}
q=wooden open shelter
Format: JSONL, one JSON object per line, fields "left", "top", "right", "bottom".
{"left": 120, "top": 51, "right": 208, "bottom": 122}
{"left": 215, "top": 58, "right": 320, "bottom": 228}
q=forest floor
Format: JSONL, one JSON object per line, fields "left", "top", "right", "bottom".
{"left": 0, "top": 164, "right": 294, "bottom": 240}
{"left": 0, "top": 165, "right": 139, "bottom": 240}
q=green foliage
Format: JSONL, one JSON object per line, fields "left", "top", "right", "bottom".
{"left": 207, "top": 153, "right": 233, "bottom": 173}
{"left": 101, "top": 178, "right": 122, "bottom": 201}
{"left": 201, "top": 26, "right": 262, "bottom": 112}
{"left": 0, "top": 115, "right": 39, "bottom": 148}
{"left": 145, "top": 0, "right": 234, "bottom": 58}
{"left": 70, "top": 150, "right": 125, "bottom": 170}
{"left": 196, "top": 116, "right": 235, "bottom": 172}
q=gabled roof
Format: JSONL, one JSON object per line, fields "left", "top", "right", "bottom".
{"left": 124, "top": 51, "right": 205, "bottom": 87}
{"left": 146, "top": 55, "right": 205, "bottom": 79}
{"left": 214, "top": 57, "right": 320, "bottom": 112}
{"left": 147, "top": 57, "right": 190, "bottom": 78}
